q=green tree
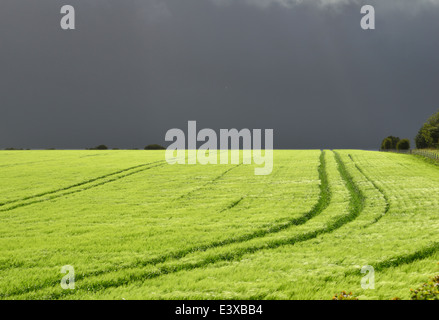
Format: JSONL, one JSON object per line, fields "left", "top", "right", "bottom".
{"left": 396, "top": 139, "right": 410, "bottom": 151}
{"left": 388, "top": 136, "right": 400, "bottom": 149}
{"left": 381, "top": 136, "right": 400, "bottom": 150}
{"left": 415, "top": 130, "right": 429, "bottom": 149}
{"left": 92, "top": 145, "right": 108, "bottom": 150}
{"left": 381, "top": 138, "right": 393, "bottom": 150}
{"left": 415, "top": 110, "right": 439, "bottom": 149}
{"left": 144, "top": 144, "right": 166, "bottom": 150}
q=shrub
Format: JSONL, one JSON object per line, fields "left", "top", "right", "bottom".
{"left": 332, "top": 291, "right": 358, "bottom": 300}
{"left": 93, "top": 145, "right": 108, "bottom": 150}
{"left": 389, "top": 136, "right": 400, "bottom": 149}
{"left": 144, "top": 144, "right": 166, "bottom": 150}
{"left": 410, "top": 275, "right": 439, "bottom": 300}
{"left": 87, "top": 145, "right": 108, "bottom": 150}
{"left": 397, "top": 139, "right": 410, "bottom": 151}
{"left": 381, "top": 138, "right": 393, "bottom": 150}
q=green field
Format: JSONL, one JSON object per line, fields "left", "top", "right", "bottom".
{"left": 0, "top": 150, "right": 438, "bottom": 300}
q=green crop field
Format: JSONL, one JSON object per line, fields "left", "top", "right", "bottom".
{"left": 0, "top": 150, "right": 438, "bottom": 300}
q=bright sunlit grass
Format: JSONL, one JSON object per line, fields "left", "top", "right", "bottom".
{"left": 0, "top": 150, "right": 438, "bottom": 299}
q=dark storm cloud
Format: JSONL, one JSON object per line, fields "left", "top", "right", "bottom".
{"left": 0, "top": 0, "right": 438, "bottom": 149}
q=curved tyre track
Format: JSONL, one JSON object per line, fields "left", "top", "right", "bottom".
{"left": 3, "top": 150, "right": 369, "bottom": 299}
{"left": 3, "top": 151, "right": 329, "bottom": 298}
{"left": 175, "top": 164, "right": 243, "bottom": 201}
{"left": 31, "top": 150, "right": 365, "bottom": 299}
{"left": 347, "top": 154, "right": 390, "bottom": 226}
{"left": 2, "top": 151, "right": 438, "bottom": 300}
{"left": 342, "top": 242, "right": 439, "bottom": 277}
{"left": 0, "top": 161, "right": 167, "bottom": 213}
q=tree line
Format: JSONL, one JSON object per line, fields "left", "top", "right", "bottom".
{"left": 4, "top": 144, "right": 166, "bottom": 151}
{"left": 381, "top": 109, "right": 439, "bottom": 151}
{"left": 87, "top": 144, "right": 166, "bottom": 150}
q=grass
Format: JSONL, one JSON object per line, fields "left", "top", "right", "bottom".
{"left": 0, "top": 150, "right": 438, "bottom": 299}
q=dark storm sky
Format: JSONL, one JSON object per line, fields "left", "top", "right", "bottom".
{"left": 1, "top": 0, "right": 438, "bottom": 149}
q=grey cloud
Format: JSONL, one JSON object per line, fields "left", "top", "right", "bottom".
{"left": 210, "top": 0, "right": 439, "bottom": 10}
{"left": 0, "top": 0, "right": 438, "bottom": 150}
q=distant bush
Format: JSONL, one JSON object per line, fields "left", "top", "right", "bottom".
{"left": 88, "top": 145, "right": 108, "bottom": 150}
{"left": 144, "top": 144, "right": 166, "bottom": 150}
{"left": 332, "top": 291, "right": 358, "bottom": 300}
{"left": 381, "top": 138, "right": 393, "bottom": 150}
{"left": 386, "top": 136, "right": 400, "bottom": 149}
{"left": 397, "top": 139, "right": 410, "bottom": 151}
{"left": 381, "top": 136, "right": 400, "bottom": 150}
{"left": 410, "top": 274, "right": 439, "bottom": 300}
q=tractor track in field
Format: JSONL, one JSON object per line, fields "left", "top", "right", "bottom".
{"left": 0, "top": 160, "right": 168, "bottom": 213}
{"left": 0, "top": 153, "right": 111, "bottom": 169}
{"left": 3, "top": 150, "right": 374, "bottom": 300}
{"left": 347, "top": 154, "right": 391, "bottom": 226}
{"left": 1, "top": 151, "right": 438, "bottom": 300}
{"left": 30, "top": 149, "right": 367, "bottom": 299}
{"left": 0, "top": 160, "right": 56, "bottom": 169}
{"left": 0, "top": 150, "right": 214, "bottom": 208}
{"left": 0, "top": 160, "right": 164, "bottom": 206}
{"left": 219, "top": 196, "right": 245, "bottom": 213}
{"left": 2, "top": 151, "right": 330, "bottom": 298}
{"left": 175, "top": 164, "right": 243, "bottom": 201}
{"left": 66, "top": 150, "right": 361, "bottom": 292}
{"left": 342, "top": 241, "right": 439, "bottom": 277}
{"left": 8, "top": 241, "right": 439, "bottom": 300}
